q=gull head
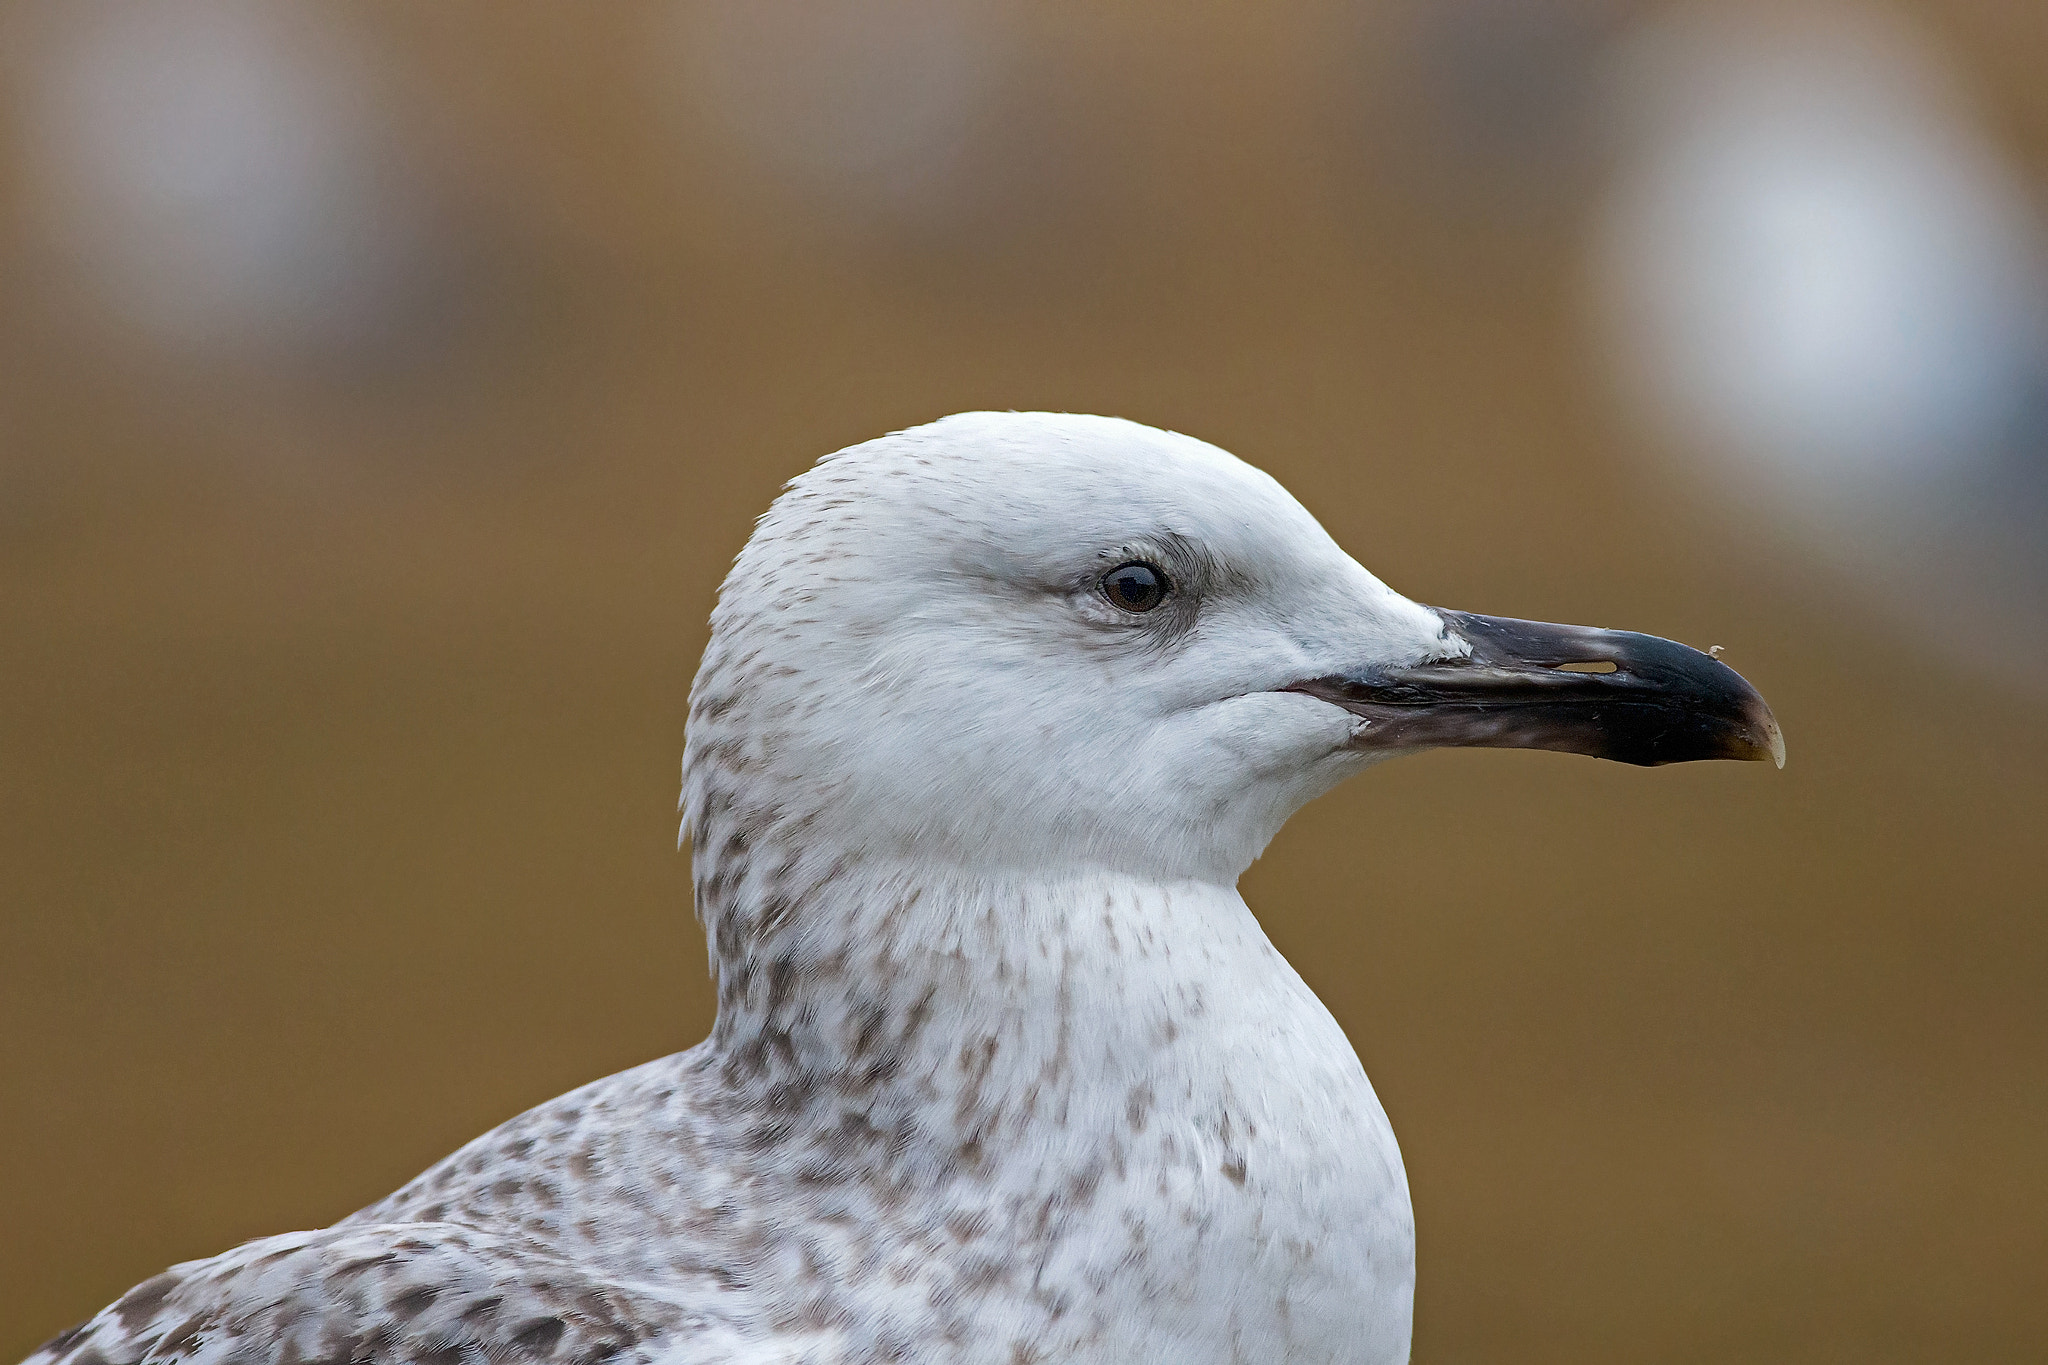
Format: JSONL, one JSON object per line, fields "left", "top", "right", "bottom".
{"left": 682, "top": 412, "right": 1782, "bottom": 895}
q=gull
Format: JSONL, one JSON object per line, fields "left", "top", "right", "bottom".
{"left": 28, "top": 413, "right": 1782, "bottom": 1365}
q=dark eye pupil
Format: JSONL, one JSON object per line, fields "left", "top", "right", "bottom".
{"left": 1103, "top": 562, "right": 1167, "bottom": 612}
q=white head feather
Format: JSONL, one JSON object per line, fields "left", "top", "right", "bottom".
{"left": 683, "top": 411, "right": 1454, "bottom": 908}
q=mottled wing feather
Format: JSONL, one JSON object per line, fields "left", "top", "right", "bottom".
{"left": 23, "top": 1223, "right": 708, "bottom": 1365}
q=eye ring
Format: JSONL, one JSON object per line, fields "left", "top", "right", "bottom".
{"left": 1101, "top": 561, "right": 1169, "bottom": 613}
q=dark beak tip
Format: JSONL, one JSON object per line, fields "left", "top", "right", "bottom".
{"left": 1361, "top": 609, "right": 1789, "bottom": 770}
{"left": 1704, "top": 652, "right": 1784, "bottom": 770}
{"left": 1744, "top": 698, "right": 1787, "bottom": 770}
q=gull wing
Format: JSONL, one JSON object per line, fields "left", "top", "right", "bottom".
{"left": 23, "top": 1223, "right": 719, "bottom": 1365}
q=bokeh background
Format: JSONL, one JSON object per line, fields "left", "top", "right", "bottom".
{"left": 4, "top": 1, "right": 2045, "bottom": 1360}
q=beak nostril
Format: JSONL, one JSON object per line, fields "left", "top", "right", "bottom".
{"left": 1556, "top": 660, "right": 1618, "bottom": 674}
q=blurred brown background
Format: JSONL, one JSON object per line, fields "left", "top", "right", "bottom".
{"left": 3, "top": 2, "right": 2045, "bottom": 1361}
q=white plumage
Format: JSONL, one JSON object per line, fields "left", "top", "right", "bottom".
{"left": 29, "top": 412, "right": 1780, "bottom": 1365}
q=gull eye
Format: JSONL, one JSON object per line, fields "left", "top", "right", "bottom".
{"left": 1101, "top": 561, "right": 1169, "bottom": 613}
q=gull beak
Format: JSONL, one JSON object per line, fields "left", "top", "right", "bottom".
{"left": 1290, "top": 610, "right": 1785, "bottom": 769}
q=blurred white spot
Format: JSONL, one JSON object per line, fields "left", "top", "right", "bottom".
{"left": 1596, "top": 2, "right": 2046, "bottom": 491}
{"left": 1591, "top": 1, "right": 2048, "bottom": 679}
{"left": 661, "top": 0, "right": 1016, "bottom": 234}
{"left": 11, "top": 1, "right": 430, "bottom": 367}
